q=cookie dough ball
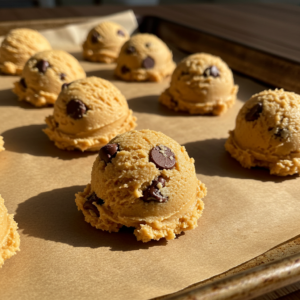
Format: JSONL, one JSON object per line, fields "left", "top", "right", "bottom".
{"left": 0, "top": 136, "right": 4, "bottom": 152}
{"left": 75, "top": 130, "right": 207, "bottom": 242}
{"left": 159, "top": 53, "right": 238, "bottom": 115}
{"left": 13, "top": 50, "right": 86, "bottom": 107}
{"left": 114, "top": 34, "right": 176, "bottom": 82}
{"left": 43, "top": 77, "right": 137, "bottom": 152}
{"left": 225, "top": 89, "right": 300, "bottom": 176}
{"left": 0, "top": 194, "right": 20, "bottom": 268}
{"left": 82, "top": 22, "right": 129, "bottom": 63}
{"left": 0, "top": 28, "right": 51, "bottom": 75}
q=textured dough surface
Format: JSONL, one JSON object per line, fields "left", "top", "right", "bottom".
{"left": 75, "top": 130, "right": 206, "bottom": 242}
{"left": 0, "top": 28, "right": 51, "bottom": 75}
{"left": 225, "top": 89, "right": 300, "bottom": 176}
{"left": 114, "top": 34, "right": 176, "bottom": 82}
{"left": 159, "top": 53, "right": 238, "bottom": 115}
{"left": 13, "top": 50, "right": 85, "bottom": 107}
{"left": 0, "top": 194, "right": 20, "bottom": 268}
{"left": 0, "top": 136, "right": 4, "bottom": 152}
{"left": 44, "top": 76, "right": 137, "bottom": 151}
{"left": 82, "top": 21, "right": 129, "bottom": 63}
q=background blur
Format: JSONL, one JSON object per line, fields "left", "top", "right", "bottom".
{"left": 0, "top": 0, "right": 300, "bottom": 8}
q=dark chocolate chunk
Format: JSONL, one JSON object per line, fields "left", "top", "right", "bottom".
{"left": 142, "top": 56, "right": 155, "bottom": 69}
{"left": 126, "top": 46, "right": 136, "bottom": 54}
{"left": 20, "top": 78, "right": 27, "bottom": 89}
{"left": 66, "top": 99, "right": 88, "bottom": 119}
{"left": 121, "top": 65, "right": 130, "bottom": 74}
{"left": 150, "top": 145, "right": 176, "bottom": 170}
{"left": 117, "top": 29, "right": 125, "bottom": 37}
{"left": 181, "top": 71, "right": 189, "bottom": 76}
{"left": 99, "top": 143, "right": 119, "bottom": 164}
{"left": 91, "top": 31, "right": 100, "bottom": 43}
{"left": 203, "top": 65, "right": 219, "bottom": 78}
{"left": 145, "top": 43, "right": 151, "bottom": 48}
{"left": 61, "top": 82, "right": 71, "bottom": 91}
{"left": 83, "top": 202, "right": 99, "bottom": 217}
{"left": 83, "top": 192, "right": 105, "bottom": 217}
{"left": 35, "top": 59, "right": 50, "bottom": 73}
{"left": 245, "top": 102, "right": 263, "bottom": 122}
{"left": 87, "top": 192, "right": 105, "bottom": 206}
{"left": 142, "top": 176, "right": 168, "bottom": 203}
{"left": 60, "top": 73, "right": 66, "bottom": 81}
{"left": 274, "top": 128, "right": 290, "bottom": 140}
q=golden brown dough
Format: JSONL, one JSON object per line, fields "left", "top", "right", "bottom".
{"left": 159, "top": 53, "right": 238, "bottom": 115}
{"left": 75, "top": 130, "right": 206, "bottom": 242}
{"left": 44, "top": 76, "right": 137, "bottom": 152}
{"left": 0, "top": 28, "right": 51, "bottom": 75}
{"left": 82, "top": 21, "right": 129, "bottom": 63}
{"left": 115, "top": 34, "right": 176, "bottom": 82}
{"left": 225, "top": 89, "right": 300, "bottom": 176}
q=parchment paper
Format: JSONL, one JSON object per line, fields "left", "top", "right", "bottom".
{"left": 0, "top": 11, "right": 300, "bottom": 300}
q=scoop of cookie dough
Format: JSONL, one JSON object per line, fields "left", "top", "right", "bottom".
{"left": 13, "top": 50, "right": 85, "bottom": 107}
{"left": 225, "top": 89, "right": 300, "bottom": 176}
{"left": 0, "top": 136, "right": 4, "bottom": 152}
{"left": 75, "top": 129, "right": 207, "bottom": 242}
{"left": 0, "top": 28, "right": 51, "bottom": 75}
{"left": 159, "top": 53, "right": 238, "bottom": 115}
{"left": 114, "top": 33, "right": 176, "bottom": 82}
{"left": 82, "top": 21, "right": 129, "bottom": 63}
{"left": 43, "top": 76, "right": 137, "bottom": 151}
{"left": 0, "top": 194, "right": 20, "bottom": 268}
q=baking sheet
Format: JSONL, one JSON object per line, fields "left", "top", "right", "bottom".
{"left": 0, "top": 11, "right": 300, "bottom": 300}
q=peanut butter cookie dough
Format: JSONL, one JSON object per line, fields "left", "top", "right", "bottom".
{"left": 159, "top": 53, "right": 238, "bottom": 115}
{"left": 0, "top": 136, "right": 4, "bottom": 152}
{"left": 0, "top": 28, "right": 51, "bottom": 75}
{"left": 44, "top": 76, "right": 137, "bottom": 152}
{"left": 82, "top": 22, "right": 129, "bottom": 63}
{"left": 0, "top": 194, "right": 20, "bottom": 268}
{"left": 225, "top": 89, "right": 300, "bottom": 176}
{"left": 75, "top": 130, "right": 207, "bottom": 242}
{"left": 13, "top": 50, "right": 85, "bottom": 107}
{"left": 114, "top": 34, "right": 176, "bottom": 82}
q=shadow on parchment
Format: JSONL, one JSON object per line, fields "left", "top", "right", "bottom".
{"left": 127, "top": 95, "right": 194, "bottom": 117}
{"left": 1, "top": 124, "right": 95, "bottom": 160}
{"left": 15, "top": 185, "right": 168, "bottom": 251}
{"left": 0, "top": 88, "right": 37, "bottom": 109}
{"left": 183, "top": 139, "right": 298, "bottom": 183}
{"left": 68, "top": 51, "right": 85, "bottom": 62}
{"left": 86, "top": 68, "right": 116, "bottom": 81}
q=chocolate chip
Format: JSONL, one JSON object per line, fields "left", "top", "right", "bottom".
{"left": 83, "top": 201, "right": 99, "bottom": 217}
{"left": 181, "top": 71, "right": 189, "bottom": 76}
{"left": 121, "top": 65, "right": 130, "bottom": 74}
{"left": 83, "top": 193, "right": 101, "bottom": 217}
{"left": 245, "top": 102, "right": 263, "bottom": 122}
{"left": 35, "top": 59, "right": 50, "bottom": 73}
{"left": 141, "top": 176, "right": 168, "bottom": 203}
{"left": 150, "top": 145, "right": 176, "bottom": 170}
{"left": 61, "top": 82, "right": 71, "bottom": 91}
{"left": 203, "top": 66, "right": 219, "bottom": 78}
{"left": 145, "top": 43, "right": 151, "bottom": 48}
{"left": 91, "top": 31, "right": 100, "bottom": 44}
{"left": 99, "top": 143, "right": 119, "bottom": 164}
{"left": 117, "top": 29, "right": 125, "bottom": 37}
{"left": 142, "top": 56, "right": 155, "bottom": 69}
{"left": 20, "top": 78, "right": 27, "bottom": 89}
{"left": 126, "top": 46, "right": 136, "bottom": 54}
{"left": 87, "top": 192, "right": 104, "bottom": 206}
{"left": 60, "top": 73, "right": 66, "bottom": 81}
{"left": 274, "top": 128, "right": 290, "bottom": 140}
{"left": 66, "top": 99, "right": 88, "bottom": 120}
